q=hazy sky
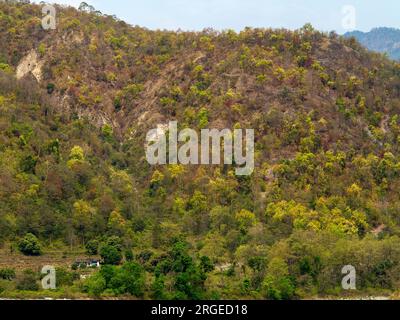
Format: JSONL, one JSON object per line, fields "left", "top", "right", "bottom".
{"left": 33, "top": 0, "right": 400, "bottom": 33}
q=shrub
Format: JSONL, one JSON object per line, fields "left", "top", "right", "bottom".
{"left": 0, "top": 268, "right": 16, "bottom": 280}
{"left": 256, "top": 74, "right": 267, "bottom": 84}
{"left": 18, "top": 233, "right": 42, "bottom": 256}
{"left": 16, "top": 270, "right": 39, "bottom": 291}
{"left": 125, "top": 249, "right": 134, "bottom": 262}
{"left": 55, "top": 268, "right": 79, "bottom": 287}
{"left": 151, "top": 275, "right": 167, "bottom": 299}
{"left": 47, "top": 83, "right": 55, "bottom": 94}
{"left": 200, "top": 256, "right": 214, "bottom": 273}
{"left": 20, "top": 155, "right": 37, "bottom": 174}
{"left": 0, "top": 63, "right": 12, "bottom": 73}
{"left": 197, "top": 107, "right": 209, "bottom": 128}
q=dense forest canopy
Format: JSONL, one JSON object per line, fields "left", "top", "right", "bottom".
{"left": 0, "top": 2, "right": 400, "bottom": 299}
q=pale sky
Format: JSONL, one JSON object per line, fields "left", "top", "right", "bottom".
{"left": 33, "top": 0, "right": 400, "bottom": 33}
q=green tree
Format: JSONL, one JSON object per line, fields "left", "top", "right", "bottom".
{"left": 86, "top": 239, "right": 99, "bottom": 256}
{"left": 263, "top": 258, "right": 295, "bottom": 300}
{"left": 99, "top": 238, "right": 123, "bottom": 265}
{"left": 84, "top": 273, "right": 106, "bottom": 297}
{"left": 108, "top": 262, "right": 145, "bottom": 297}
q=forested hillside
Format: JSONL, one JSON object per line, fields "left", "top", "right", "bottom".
{"left": 1, "top": 2, "right": 400, "bottom": 299}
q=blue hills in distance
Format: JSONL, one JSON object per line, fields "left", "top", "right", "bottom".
{"left": 345, "top": 27, "right": 400, "bottom": 60}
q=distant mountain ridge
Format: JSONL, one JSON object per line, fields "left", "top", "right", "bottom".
{"left": 345, "top": 27, "right": 400, "bottom": 60}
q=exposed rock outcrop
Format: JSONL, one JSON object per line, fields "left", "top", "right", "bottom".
{"left": 16, "top": 49, "right": 44, "bottom": 82}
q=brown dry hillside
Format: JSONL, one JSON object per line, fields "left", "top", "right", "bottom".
{"left": 2, "top": 3, "right": 399, "bottom": 144}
